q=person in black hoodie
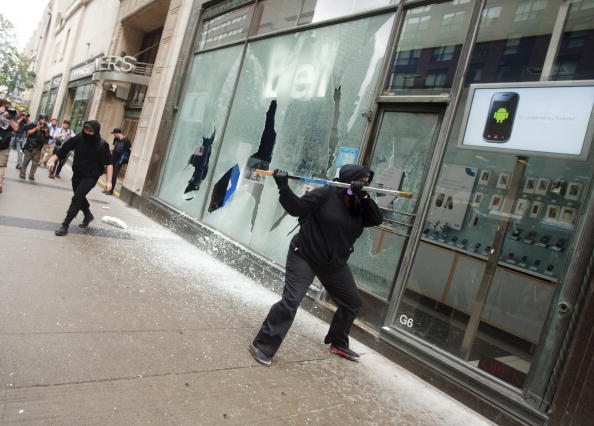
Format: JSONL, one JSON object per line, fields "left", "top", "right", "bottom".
{"left": 47, "top": 120, "right": 113, "bottom": 236}
{"left": 250, "top": 164, "right": 383, "bottom": 366}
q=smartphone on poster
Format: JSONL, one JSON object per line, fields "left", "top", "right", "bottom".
{"left": 483, "top": 92, "right": 519, "bottom": 143}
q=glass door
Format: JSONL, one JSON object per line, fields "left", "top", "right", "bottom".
{"left": 349, "top": 106, "right": 443, "bottom": 306}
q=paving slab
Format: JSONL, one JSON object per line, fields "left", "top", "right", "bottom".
{"left": 0, "top": 154, "right": 492, "bottom": 425}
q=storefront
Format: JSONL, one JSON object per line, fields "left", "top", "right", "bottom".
{"left": 60, "top": 59, "right": 98, "bottom": 132}
{"left": 38, "top": 75, "right": 62, "bottom": 118}
{"left": 141, "top": 0, "right": 594, "bottom": 423}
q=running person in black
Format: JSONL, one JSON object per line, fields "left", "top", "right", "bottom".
{"left": 250, "top": 165, "right": 383, "bottom": 366}
{"left": 47, "top": 120, "right": 113, "bottom": 236}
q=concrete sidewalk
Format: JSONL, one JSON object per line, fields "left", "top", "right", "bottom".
{"left": 0, "top": 154, "right": 492, "bottom": 425}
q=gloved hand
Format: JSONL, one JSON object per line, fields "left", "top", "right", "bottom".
{"left": 273, "top": 169, "right": 289, "bottom": 189}
{"left": 350, "top": 180, "right": 367, "bottom": 197}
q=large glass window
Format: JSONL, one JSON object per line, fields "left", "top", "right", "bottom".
{"left": 157, "top": 46, "right": 244, "bottom": 215}
{"left": 187, "top": 14, "right": 395, "bottom": 266}
{"left": 298, "top": 0, "right": 398, "bottom": 25}
{"left": 467, "top": 0, "right": 562, "bottom": 85}
{"left": 69, "top": 83, "right": 93, "bottom": 133}
{"left": 251, "top": 0, "right": 301, "bottom": 35}
{"left": 385, "top": 1, "right": 473, "bottom": 95}
{"left": 551, "top": 0, "right": 594, "bottom": 80}
{"left": 198, "top": 4, "right": 254, "bottom": 50}
{"left": 388, "top": 1, "right": 594, "bottom": 390}
{"left": 349, "top": 109, "right": 440, "bottom": 300}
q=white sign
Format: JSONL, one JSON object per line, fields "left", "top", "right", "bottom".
{"left": 428, "top": 165, "right": 478, "bottom": 231}
{"left": 95, "top": 55, "right": 137, "bottom": 73}
{"left": 460, "top": 83, "right": 594, "bottom": 158}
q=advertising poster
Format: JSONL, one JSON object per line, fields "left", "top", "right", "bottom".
{"left": 460, "top": 83, "right": 594, "bottom": 158}
{"left": 428, "top": 165, "right": 478, "bottom": 231}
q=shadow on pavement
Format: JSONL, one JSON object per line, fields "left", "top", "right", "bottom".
{"left": 0, "top": 215, "right": 133, "bottom": 240}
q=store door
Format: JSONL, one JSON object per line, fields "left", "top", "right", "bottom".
{"left": 351, "top": 105, "right": 443, "bottom": 324}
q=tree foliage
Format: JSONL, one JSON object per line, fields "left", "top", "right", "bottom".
{"left": 0, "top": 13, "right": 35, "bottom": 98}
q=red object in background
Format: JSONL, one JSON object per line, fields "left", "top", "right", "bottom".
{"left": 478, "top": 358, "right": 526, "bottom": 388}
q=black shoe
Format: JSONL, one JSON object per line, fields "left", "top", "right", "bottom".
{"left": 19, "top": 174, "right": 25, "bottom": 179}
{"left": 55, "top": 225, "right": 69, "bottom": 236}
{"left": 79, "top": 213, "right": 94, "bottom": 228}
{"left": 28, "top": 176, "right": 35, "bottom": 181}
{"left": 330, "top": 344, "right": 360, "bottom": 362}
{"left": 249, "top": 344, "right": 272, "bottom": 367}
{"left": 16, "top": 165, "right": 21, "bottom": 169}
{"left": 105, "top": 190, "right": 113, "bottom": 195}
{"left": 49, "top": 174, "right": 55, "bottom": 179}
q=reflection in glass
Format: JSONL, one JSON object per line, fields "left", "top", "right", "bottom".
{"left": 466, "top": 0, "right": 562, "bottom": 84}
{"left": 198, "top": 5, "right": 254, "bottom": 50}
{"left": 251, "top": 0, "right": 301, "bottom": 35}
{"left": 157, "top": 46, "right": 243, "bottom": 215}
{"left": 385, "top": 0, "right": 473, "bottom": 94}
{"left": 349, "top": 111, "right": 439, "bottom": 300}
{"left": 552, "top": 0, "right": 594, "bottom": 80}
{"left": 390, "top": 3, "right": 586, "bottom": 386}
{"left": 298, "top": 0, "right": 397, "bottom": 25}
{"left": 198, "top": 14, "right": 395, "bottom": 266}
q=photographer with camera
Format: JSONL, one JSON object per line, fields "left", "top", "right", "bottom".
{"left": 20, "top": 114, "right": 49, "bottom": 181}
{"left": 50, "top": 120, "right": 75, "bottom": 178}
{"left": 0, "top": 98, "right": 19, "bottom": 194}
{"left": 11, "top": 108, "right": 29, "bottom": 169}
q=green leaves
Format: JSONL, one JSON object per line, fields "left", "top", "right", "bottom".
{"left": 0, "top": 14, "right": 35, "bottom": 97}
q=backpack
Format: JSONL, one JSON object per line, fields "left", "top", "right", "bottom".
{"left": 0, "top": 127, "right": 12, "bottom": 150}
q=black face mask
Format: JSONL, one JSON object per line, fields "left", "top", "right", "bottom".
{"left": 82, "top": 131, "right": 97, "bottom": 143}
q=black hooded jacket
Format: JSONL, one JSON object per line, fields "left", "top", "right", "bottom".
{"left": 278, "top": 165, "right": 383, "bottom": 271}
{"left": 56, "top": 120, "right": 112, "bottom": 179}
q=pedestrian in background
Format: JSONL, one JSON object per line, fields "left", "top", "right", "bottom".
{"left": 20, "top": 114, "right": 49, "bottom": 181}
{"left": 250, "top": 165, "right": 383, "bottom": 366}
{"left": 50, "top": 120, "right": 75, "bottom": 179}
{"left": 105, "top": 128, "right": 132, "bottom": 195}
{"left": 48, "top": 120, "right": 113, "bottom": 236}
{"left": 40, "top": 118, "right": 59, "bottom": 168}
{"left": 11, "top": 108, "right": 29, "bottom": 169}
{"left": 0, "top": 99, "right": 19, "bottom": 194}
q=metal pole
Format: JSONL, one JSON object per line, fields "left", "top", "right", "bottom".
{"left": 459, "top": 156, "right": 528, "bottom": 360}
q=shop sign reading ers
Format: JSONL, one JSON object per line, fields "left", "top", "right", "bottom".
{"left": 459, "top": 82, "right": 594, "bottom": 160}
{"left": 95, "top": 55, "right": 137, "bottom": 73}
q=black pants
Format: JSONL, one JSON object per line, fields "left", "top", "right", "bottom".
{"left": 55, "top": 157, "right": 66, "bottom": 177}
{"left": 111, "top": 152, "right": 124, "bottom": 190}
{"left": 253, "top": 244, "right": 362, "bottom": 358}
{"left": 63, "top": 176, "right": 97, "bottom": 226}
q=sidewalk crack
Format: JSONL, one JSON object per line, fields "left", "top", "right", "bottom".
{"left": 7, "top": 358, "right": 329, "bottom": 391}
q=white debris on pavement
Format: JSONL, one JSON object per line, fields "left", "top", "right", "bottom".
{"left": 124, "top": 223, "right": 493, "bottom": 425}
{"left": 101, "top": 216, "right": 128, "bottom": 229}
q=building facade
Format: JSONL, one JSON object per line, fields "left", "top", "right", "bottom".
{"left": 26, "top": 0, "right": 193, "bottom": 188}
{"left": 51, "top": 0, "right": 594, "bottom": 424}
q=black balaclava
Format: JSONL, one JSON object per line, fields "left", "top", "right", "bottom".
{"left": 337, "top": 164, "right": 374, "bottom": 185}
{"left": 336, "top": 164, "right": 375, "bottom": 216}
{"left": 82, "top": 120, "right": 101, "bottom": 144}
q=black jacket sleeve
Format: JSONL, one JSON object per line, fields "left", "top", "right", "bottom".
{"left": 102, "top": 142, "right": 113, "bottom": 166}
{"left": 56, "top": 137, "right": 76, "bottom": 160}
{"left": 278, "top": 186, "right": 329, "bottom": 217}
{"left": 360, "top": 196, "right": 384, "bottom": 227}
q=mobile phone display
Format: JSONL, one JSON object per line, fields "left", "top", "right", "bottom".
{"left": 483, "top": 92, "right": 519, "bottom": 142}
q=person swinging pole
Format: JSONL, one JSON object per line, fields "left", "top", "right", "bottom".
{"left": 250, "top": 165, "right": 383, "bottom": 366}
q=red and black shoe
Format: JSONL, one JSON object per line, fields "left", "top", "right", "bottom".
{"left": 330, "top": 344, "right": 360, "bottom": 362}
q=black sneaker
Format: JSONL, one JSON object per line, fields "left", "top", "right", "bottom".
{"left": 330, "top": 345, "right": 360, "bottom": 362}
{"left": 19, "top": 174, "right": 25, "bottom": 179}
{"left": 28, "top": 176, "right": 35, "bottom": 181}
{"left": 249, "top": 344, "right": 272, "bottom": 367}
{"left": 55, "top": 225, "right": 69, "bottom": 236}
{"left": 79, "top": 213, "right": 94, "bottom": 228}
